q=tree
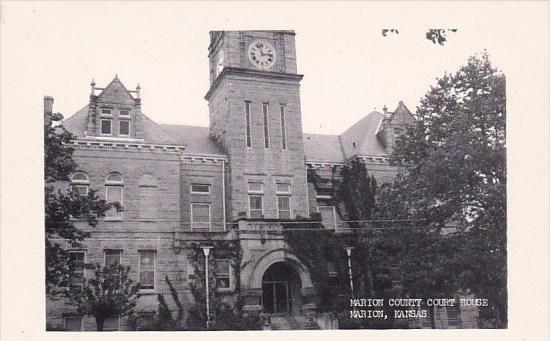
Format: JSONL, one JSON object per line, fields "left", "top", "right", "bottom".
{"left": 333, "top": 159, "right": 378, "bottom": 228}
{"left": 45, "top": 111, "right": 113, "bottom": 295}
{"left": 67, "top": 263, "right": 141, "bottom": 331}
{"left": 380, "top": 51, "right": 507, "bottom": 327}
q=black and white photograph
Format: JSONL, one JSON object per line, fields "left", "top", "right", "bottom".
{"left": 1, "top": 1, "right": 548, "bottom": 340}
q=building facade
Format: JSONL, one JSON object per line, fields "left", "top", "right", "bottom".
{"left": 46, "top": 30, "right": 472, "bottom": 331}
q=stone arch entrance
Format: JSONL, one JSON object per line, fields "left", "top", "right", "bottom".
{"left": 261, "top": 262, "right": 302, "bottom": 314}
{"left": 243, "top": 249, "right": 316, "bottom": 316}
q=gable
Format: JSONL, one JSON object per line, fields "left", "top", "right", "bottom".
{"left": 389, "top": 101, "right": 416, "bottom": 126}
{"left": 96, "top": 77, "right": 135, "bottom": 106}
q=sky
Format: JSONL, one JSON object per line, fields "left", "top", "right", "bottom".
{"left": 1, "top": 1, "right": 538, "bottom": 135}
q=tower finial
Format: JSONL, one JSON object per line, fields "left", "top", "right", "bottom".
{"left": 136, "top": 83, "right": 141, "bottom": 99}
{"left": 115, "top": 74, "right": 119, "bottom": 80}
{"left": 90, "top": 79, "right": 96, "bottom": 96}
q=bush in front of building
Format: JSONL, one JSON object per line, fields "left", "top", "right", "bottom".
{"left": 66, "top": 263, "right": 141, "bottom": 331}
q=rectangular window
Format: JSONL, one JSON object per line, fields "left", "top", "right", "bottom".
{"left": 72, "top": 184, "right": 89, "bottom": 196}
{"left": 101, "top": 119, "right": 112, "bottom": 135}
{"left": 276, "top": 183, "right": 291, "bottom": 194}
{"left": 248, "top": 182, "right": 263, "bottom": 193}
{"left": 101, "top": 109, "right": 112, "bottom": 116}
{"left": 190, "top": 184, "right": 210, "bottom": 194}
{"left": 245, "top": 101, "right": 252, "bottom": 148}
{"left": 69, "top": 251, "right": 85, "bottom": 291}
{"left": 191, "top": 203, "right": 211, "bottom": 229}
{"left": 119, "top": 120, "right": 130, "bottom": 136}
{"left": 262, "top": 103, "right": 270, "bottom": 148}
{"left": 104, "top": 250, "right": 121, "bottom": 267}
{"left": 215, "top": 259, "right": 230, "bottom": 289}
{"left": 64, "top": 316, "right": 83, "bottom": 331}
{"left": 316, "top": 187, "right": 333, "bottom": 199}
{"left": 277, "top": 196, "right": 291, "bottom": 220}
{"left": 280, "top": 105, "right": 287, "bottom": 150}
{"left": 249, "top": 195, "right": 263, "bottom": 219}
{"left": 318, "top": 206, "right": 337, "bottom": 230}
{"left": 103, "top": 315, "right": 120, "bottom": 331}
{"left": 106, "top": 186, "right": 123, "bottom": 219}
{"left": 119, "top": 109, "right": 130, "bottom": 116}
{"left": 139, "top": 251, "right": 156, "bottom": 290}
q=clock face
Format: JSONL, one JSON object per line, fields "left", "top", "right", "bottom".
{"left": 248, "top": 41, "right": 276, "bottom": 69}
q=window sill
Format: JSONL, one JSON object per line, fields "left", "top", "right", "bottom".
{"left": 139, "top": 289, "right": 156, "bottom": 295}
{"left": 69, "top": 217, "right": 87, "bottom": 222}
{"left": 216, "top": 287, "right": 232, "bottom": 293}
{"left": 190, "top": 226, "right": 212, "bottom": 230}
{"left": 104, "top": 217, "right": 124, "bottom": 222}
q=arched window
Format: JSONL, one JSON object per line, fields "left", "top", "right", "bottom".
{"left": 106, "top": 173, "right": 123, "bottom": 183}
{"left": 105, "top": 173, "right": 123, "bottom": 219}
{"left": 71, "top": 172, "right": 89, "bottom": 196}
{"left": 138, "top": 174, "right": 158, "bottom": 221}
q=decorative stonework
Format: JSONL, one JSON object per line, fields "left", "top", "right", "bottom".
{"left": 70, "top": 139, "right": 186, "bottom": 154}
{"left": 180, "top": 154, "right": 227, "bottom": 163}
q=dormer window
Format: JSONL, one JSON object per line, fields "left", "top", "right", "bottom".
{"left": 119, "top": 120, "right": 130, "bottom": 136}
{"left": 101, "top": 119, "right": 112, "bottom": 135}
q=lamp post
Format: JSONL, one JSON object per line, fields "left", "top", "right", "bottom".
{"left": 344, "top": 246, "right": 355, "bottom": 298}
{"left": 201, "top": 246, "right": 214, "bottom": 330}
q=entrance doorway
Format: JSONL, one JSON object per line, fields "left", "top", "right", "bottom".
{"left": 261, "top": 262, "right": 302, "bottom": 314}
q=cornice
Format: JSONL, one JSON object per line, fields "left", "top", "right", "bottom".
{"left": 69, "top": 138, "right": 186, "bottom": 154}
{"left": 205, "top": 67, "right": 304, "bottom": 100}
{"left": 306, "top": 155, "right": 391, "bottom": 169}
{"left": 180, "top": 153, "right": 228, "bottom": 163}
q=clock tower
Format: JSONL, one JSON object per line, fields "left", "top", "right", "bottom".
{"left": 205, "top": 30, "right": 308, "bottom": 222}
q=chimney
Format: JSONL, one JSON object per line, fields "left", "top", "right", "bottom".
{"left": 44, "top": 96, "right": 54, "bottom": 126}
{"left": 382, "top": 105, "right": 392, "bottom": 119}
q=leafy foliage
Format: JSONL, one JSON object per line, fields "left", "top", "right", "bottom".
{"left": 425, "top": 29, "right": 458, "bottom": 45}
{"left": 45, "top": 112, "right": 114, "bottom": 295}
{"left": 293, "top": 52, "right": 506, "bottom": 329}
{"left": 66, "top": 263, "right": 141, "bottom": 331}
{"left": 333, "top": 159, "right": 378, "bottom": 227}
{"left": 128, "top": 275, "right": 186, "bottom": 331}
{"left": 381, "top": 51, "right": 507, "bottom": 327}
{"left": 183, "top": 240, "right": 262, "bottom": 330}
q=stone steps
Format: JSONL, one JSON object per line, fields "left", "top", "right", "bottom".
{"left": 269, "top": 315, "right": 320, "bottom": 330}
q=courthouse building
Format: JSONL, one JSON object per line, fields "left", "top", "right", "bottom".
{"left": 45, "top": 30, "right": 460, "bottom": 331}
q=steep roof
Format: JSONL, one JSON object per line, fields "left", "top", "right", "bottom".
{"left": 303, "top": 133, "right": 345, "bottom": 162}
{"left": 339, "top": 111, "right": 388, "bottom": 158}
{"left": 62, "top": 77, "right": 406, "bottom": 162}
{"left": 139, "top": 113, "right": 180, "bottom": 145}
{"left": 160, "top": 124, "right": 225, "bottom": 155}
{"left": 63, "top": 105, "right": 89, "bottom": 138}
{"left": 62, "top": 107, "right": 181, "bottom": 145}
